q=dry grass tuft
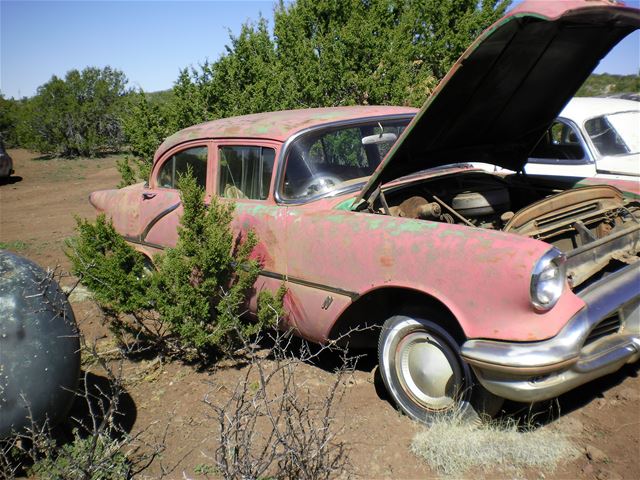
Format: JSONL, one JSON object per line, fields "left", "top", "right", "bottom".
{"left": 411, "top": 411, "right": 576, "bottom": 477}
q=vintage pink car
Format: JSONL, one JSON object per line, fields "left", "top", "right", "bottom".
{"left": 90, "top": 0, "right": 640, "bottom": 422}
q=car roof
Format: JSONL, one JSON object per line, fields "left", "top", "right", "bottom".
{"left": 155, "top": 106, "right": 417, "bottom": 160}
{"left": 560, "top": 97, "right": 640, "bottom": 124}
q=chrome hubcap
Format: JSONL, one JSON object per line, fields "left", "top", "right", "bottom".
{"left": 397, "top": 332, "right": 456, "bottom": 410}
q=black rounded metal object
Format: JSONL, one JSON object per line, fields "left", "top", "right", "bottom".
{"left": 0, "top": 250, "right": 80, "bottom": 438}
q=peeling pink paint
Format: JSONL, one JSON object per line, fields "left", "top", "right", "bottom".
{"left": 88, "top": 0, "right": 640, "bottom": 352}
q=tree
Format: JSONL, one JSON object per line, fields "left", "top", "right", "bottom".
{"left": 119, "top": 89, "right": 176, "bottom": 182}
{"left": 177, "top": 0, "right": 511, "bottom": 113}
{"left": 273, "top": 0, "right": 511, "bottom": 108}
{"left": 22, "top": 67, "right": 129, "bottom": 157}
{"left": 169, "top": 18, "right": 282, "bottom": 123}
{"left": 0, "top": 97, "right": 14, "bottom": 146}
{"left": 120, "top": 0, "right": 511, "bottom": 185}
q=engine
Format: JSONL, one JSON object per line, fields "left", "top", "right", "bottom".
{"left": 378, "top": 171, "right": 640, "bottom": 291}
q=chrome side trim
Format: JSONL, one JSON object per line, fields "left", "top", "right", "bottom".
{"left": 123, "top": 236, "right": 166, "bottom": 251}
{"left": 116, "top": 241, "right": 360, "bottom": 300}
{"left": 141, "top": 202, "right": 181, "bottom": 240}
{"left": 258, "top": 270, "right": 359, "bottom": 300}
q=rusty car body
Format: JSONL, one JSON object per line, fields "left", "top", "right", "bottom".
{"left": 90, "top": 0, "right": 640, "bottom": 422}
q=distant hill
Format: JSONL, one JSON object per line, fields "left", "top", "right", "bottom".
{"left": 576, "top": 73, "right": 639, "bottom": 98}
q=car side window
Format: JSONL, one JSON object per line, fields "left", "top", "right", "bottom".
{"left": 530, "top": 120, "right": 586, "bottom": 161}
{"left": 157, "top": 146, "right": 208, "bottom": 189}
{"left": 585, "top": 116, "right": 629, "bottom": 156}
{"left": 218, "top": 146, "right": 275, "bottom": 200}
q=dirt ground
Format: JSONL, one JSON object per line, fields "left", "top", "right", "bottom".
{"left": 1, "top": 149, "right": 639, "bottom": 479}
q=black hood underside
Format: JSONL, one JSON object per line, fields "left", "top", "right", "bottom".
{"left": 358, "top": 2, "right": 640, "bottom": 204}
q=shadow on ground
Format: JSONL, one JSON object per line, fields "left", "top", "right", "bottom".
{"left": 0, "top": 175, "right": 23, "bottom": 186}
{"left": 54, "top": 369, "right": 137, "bottom": 444}
{"left": 501, "top": 362, "right": 640, "bottom": 428}
{"left": 294, "top": 338, "right": 640, "bottom": 428}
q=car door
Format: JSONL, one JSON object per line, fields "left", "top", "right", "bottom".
{"left": 213, "top": 141, "right": 290, "bottom": 315}
{"left": 139, "top": 142, "right": 212, "bottom": 248}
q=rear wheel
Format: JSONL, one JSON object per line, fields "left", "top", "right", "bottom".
{"left": 378, "top": 315, "right": 502, "bottom": 424}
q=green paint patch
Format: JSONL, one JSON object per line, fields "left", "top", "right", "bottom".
{"left": 323, "top": 214, "right": 350, "bottom": 224}
{"left": 235, "top": 203, "right": 279, "bottom": 217}
{"left": 312, "top": 111, "right": 352, "bottom": 120}
{"left": 251, "top": 124, "right": 271, "bottom": 134}
{"left": 438, "top": 228, "right": 469, "bottom": 239}
{"left": 575, "top": 179, "right": 640, "bottom": 199}
{"left": 334, "top": 198, "right": 355, "bottom": 211}
{"left": 384, "top": 219, "right": 438, "bottom": 236}
{"left": 364, "top": 216, "right": 385, "bottom": 230}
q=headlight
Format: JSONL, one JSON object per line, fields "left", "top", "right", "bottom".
{"left": 530, "top": 247, "right": 567, "bottom": 312}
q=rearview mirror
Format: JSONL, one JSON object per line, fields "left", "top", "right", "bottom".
{"left": 362, "top": 132, "right": 398, "bottom": 145}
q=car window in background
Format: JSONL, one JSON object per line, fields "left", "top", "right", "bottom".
{"left": 218, "top": 146, "right": 275, "bottom": 200}
{"left": 586, "top": 111, "right": 640, "bottom": 157}
{"left": 157, "top": 146, "right": 208, "bottom": 189}
{"left": 530, "top": 120, "right": 586, "bottom": 161}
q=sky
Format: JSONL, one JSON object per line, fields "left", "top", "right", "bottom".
{"left": 1, "top": 0, "right": 639, "bottom": 100}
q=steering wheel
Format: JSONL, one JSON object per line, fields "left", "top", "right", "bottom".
{"left": 296, "top": 175, "right": 343, "bottom": 198}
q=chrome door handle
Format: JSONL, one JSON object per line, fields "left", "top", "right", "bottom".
{"left": 142, "top": 192, "right": 156, "bottom": 200}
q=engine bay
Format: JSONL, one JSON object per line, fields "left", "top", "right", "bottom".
{"left": 365, "top": 171, "right": 640, "bottom": 290}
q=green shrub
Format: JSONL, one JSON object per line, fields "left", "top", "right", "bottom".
{"left": 151, "top": 171, "right": 270, "bottom": 352}
{"left": 115, "top": 157, "right": 138, "bottom": 188}
{"left": 30, "top": 429, "right": 130, "bottom": 480}
{"left": 66, "top": 214, "right": 151, "bottom": 315}
{"left": 66, "top": 170, "right": 283, "bottom": 357}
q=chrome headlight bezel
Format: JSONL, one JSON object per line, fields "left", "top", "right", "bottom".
{"left": 530, "top": 247, "right": 567, "bottom": 312}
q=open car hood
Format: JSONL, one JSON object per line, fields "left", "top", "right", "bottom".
{"left": 357, "top": 0, "right": 640, "bottom": 204}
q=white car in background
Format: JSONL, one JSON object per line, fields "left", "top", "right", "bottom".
{"left": 525, "top": 97, "right": 639, "bottom": 179}
{"left": 477, "top": 97, "right": 639, "bottom": 180}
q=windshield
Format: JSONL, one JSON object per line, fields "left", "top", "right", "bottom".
{"left": 584, "top": 111, "right": 640, "bottom": 157}
{"left": 281, "top": 119, "right": 410, "bottom": 201}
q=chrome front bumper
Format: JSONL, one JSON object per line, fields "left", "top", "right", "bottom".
{"left": 461, "top": 262, "right": 640, "bottom": 403}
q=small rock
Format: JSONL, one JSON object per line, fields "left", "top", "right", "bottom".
{"left": 582, "top": 464, "right": 594, "bottom": 475}
{"left": 585, "top": 444, "right": 609, "bottom": 463}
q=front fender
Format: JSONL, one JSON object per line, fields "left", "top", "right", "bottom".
{"left": 285, "top": 208, "right": 584, "bottom": 342}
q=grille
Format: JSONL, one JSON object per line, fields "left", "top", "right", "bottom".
{"left": 584, "top": 313, "right": 622, "bottom": 346}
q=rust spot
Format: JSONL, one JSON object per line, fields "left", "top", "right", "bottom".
{"left": 380, "top": 256, "right": 394, "bottom": 267}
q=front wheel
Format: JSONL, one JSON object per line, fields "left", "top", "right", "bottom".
{"left": 378, "top": 315, "right": 502, "bottom": 424}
